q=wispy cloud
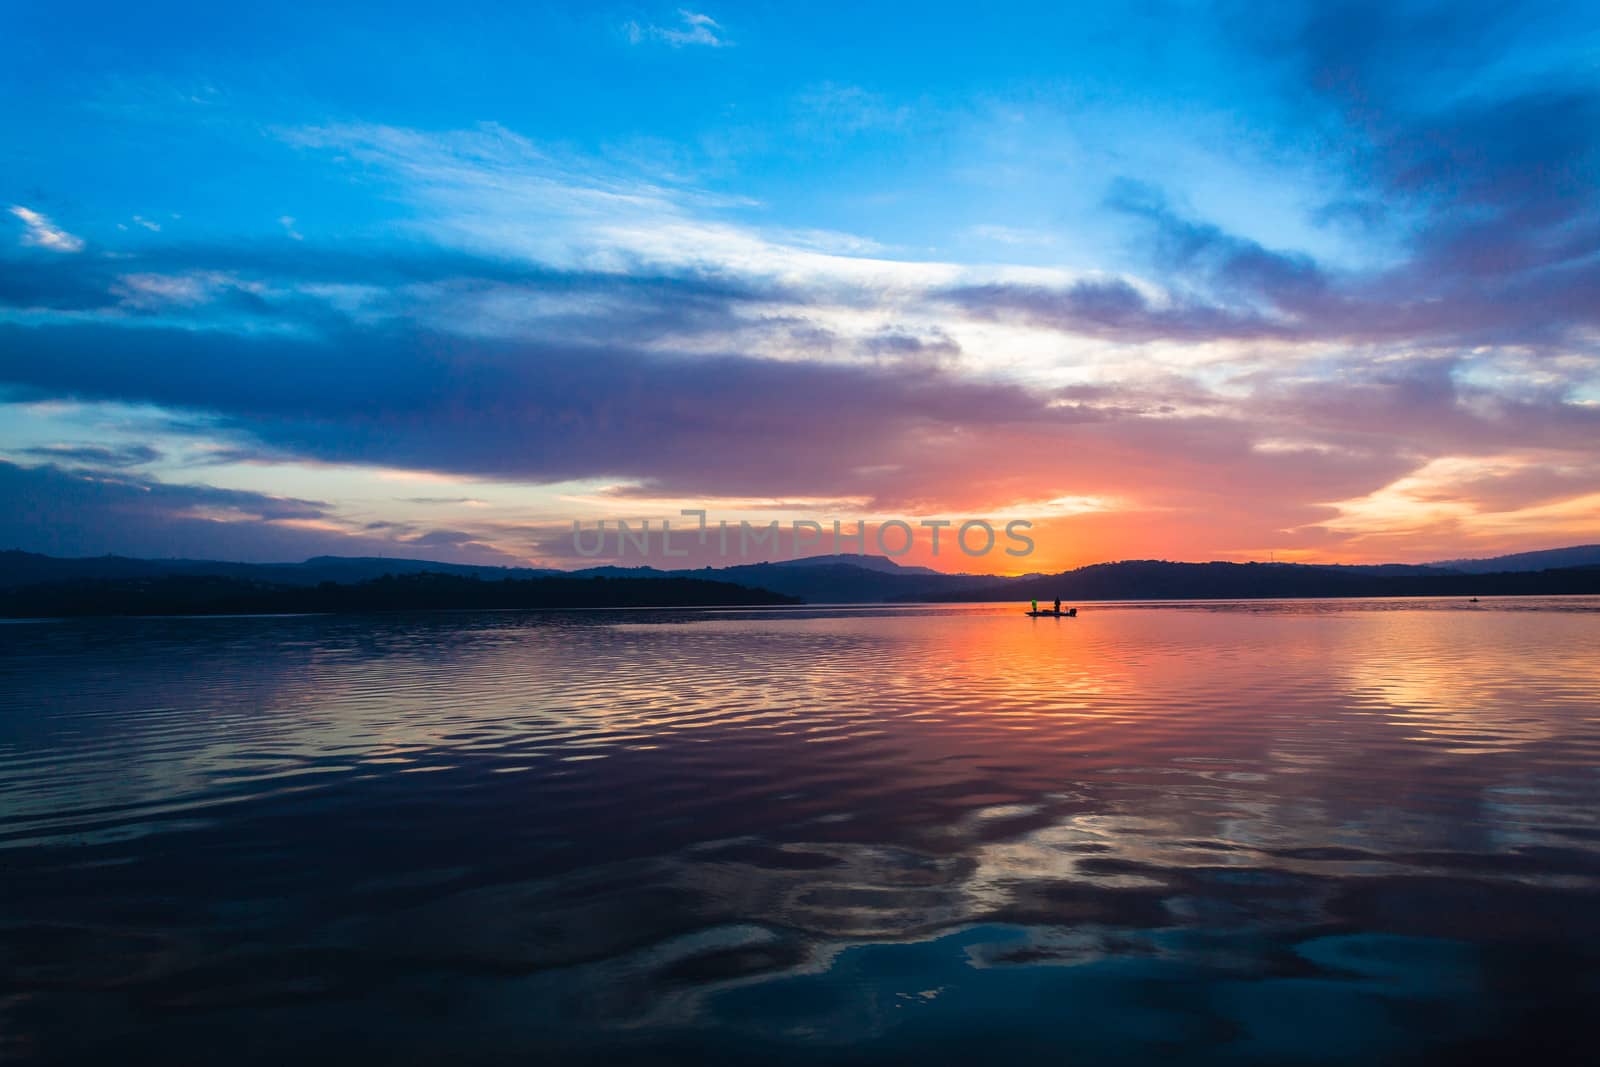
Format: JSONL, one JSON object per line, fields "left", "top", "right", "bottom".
{"left": 793, "top": 84, "right": 910, "bottom": 137}
{"left": 19, "top": 443, "right": 163, "bottom": 468}
{"left": 968, "top": 225, "right": 1057, "bottom": 248}
{"left": 9, "top": 206, "right": 85, "bottom": 253}
{"left": 624, "top": 9, "right": 728, "bottom": 48}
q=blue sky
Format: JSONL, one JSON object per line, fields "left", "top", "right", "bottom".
{"left": 3, "top": 1, "right": 1599, "bottom": 569}
{"left": 7, "top": 4, "right": 1396, "bottom": 265}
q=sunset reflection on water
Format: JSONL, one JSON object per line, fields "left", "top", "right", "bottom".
{"left": 3, "top": 599, "right": 1598, "bottom": 1064}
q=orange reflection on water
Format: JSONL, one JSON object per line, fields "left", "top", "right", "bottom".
{"left": 4, "top": 599, "right": 1600, "bottom": 1059}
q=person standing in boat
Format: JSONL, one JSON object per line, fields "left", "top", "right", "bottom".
{"left": 1053, "top": 598, "right": 1061, "bottom": 614}
{"left": 1031, "top": 599, "right": 1038, "bottom": 614}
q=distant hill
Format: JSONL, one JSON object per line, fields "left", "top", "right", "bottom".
{"left": 476, "top": 554, "right": 985, "bottom": 602}
{"left": 7, "top": 546, "right": 1600, "bottom": 606}
{"left": 923, "top": 559, "right": 1600, "bottom": 602}
{"left": 269, "top": 555, "right": 563, "bottom": 584}
{"left": 1431, "top": 545, "right": 1600, "bottom": 574}
{"left": 684, "top": 561, "right": 992, "bottom": 602}
{"left": 0, "top": 550, "right": 558, "bottom": 590}
{"left": 773, "top": 553, "right": 943, "bottom": 576}
{"left": 0, "top": 571, "right": 797, "bottom": 617}
{"left": 0, "top": 549, "right": 951, "bottom": 600}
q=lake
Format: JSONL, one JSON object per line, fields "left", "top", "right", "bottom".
{"left": 3, "top": 599, "right": 1599, "bottom": 1064}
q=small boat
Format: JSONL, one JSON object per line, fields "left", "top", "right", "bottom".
{"left": 1025, "top": 608, "right": 1077, "bottom": 617}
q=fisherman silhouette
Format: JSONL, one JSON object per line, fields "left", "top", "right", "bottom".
{"left": 1053, "top": 598, "right": 1061, "bottom": 614}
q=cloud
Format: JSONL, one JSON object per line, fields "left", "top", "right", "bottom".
{"left": 8, "top": 206, "right": 85, "bottom": 253}
{"left": 18, "top": 443, "right": 163, "bottom": 468}
{"left": 0, "top": 460, "right": 328, "bottom": 559}
{"left": 0, "top": 240, "right": 794, "bottom": 347}
{"left": 9, "top": 310, "right": 1583, "bottom": 547}
{"left": 0, "top": 319, "right": 1042, "bottom": 504}
{"left": 940, "top": 276, "right": 1287, "bottom": 343}
{"left": 935, "top": 6, "right": 1600, "bottom": 356}
{"left": 2, "top": 117, "right": 1597, "bottom": 563}
{"left": 4, "top": 6, "right": 1599, "bottom": 568}
{"left": 1226, "top": 1, "right": 1600, "bottom": 347}
{"left": 0, "top": 460, "right": 526, "bottom": 564}
{"left": 624, "top": 10, "right": 728, "bottom": 48}
{"left": 968, "top": 225, "right": 1057, "bottom": 248}
{"left": 946, "top": 159, "right": 1600, "bottom": 351}
{"left": 404, "top": 528, "right": 490, "bottom": 548}
{"left": 792, "top": 84, "right": 911, "bottom": 139}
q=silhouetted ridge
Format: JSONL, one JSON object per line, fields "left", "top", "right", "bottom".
{"left": 920, "top": 560, "right": 1600, "bottom": 602}
{"left": 0, "top": 549, "right": 558, "bottom": 589}
{"left": 0, "top": 571, "right": 797, "bottom": 617}
{"left": 1431, "top": 544, "right": 1600, "bottom": 573}
{"left": 5, "top": 547, "right": 1600, "bottom": 605}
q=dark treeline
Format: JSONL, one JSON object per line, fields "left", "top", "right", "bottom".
{"left": 4, "top": 553, "right": 1600, "bottom": 613}
{"left": 922, "top": 560, "right": 1600, "bottom": 602}
{"left": 0, "top": 571, "right": 799, "bottom": 617}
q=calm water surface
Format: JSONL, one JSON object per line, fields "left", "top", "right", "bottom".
{"left": 3, "top": 599, "right": 1599, "bottom": 1064}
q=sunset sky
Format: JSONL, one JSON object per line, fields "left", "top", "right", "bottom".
{"left": 3, "top": 1, "right": 1598, "bottom": 573}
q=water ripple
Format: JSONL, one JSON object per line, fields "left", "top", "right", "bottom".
{"left": 2, "top": 599, "right": 1599, "bottom": 1062}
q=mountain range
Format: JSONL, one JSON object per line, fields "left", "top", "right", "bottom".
{"left": 2, "top": 544, "right": 1599, "bottom": 615}
{"left": 1428, "top": 544, "right": 1600, "bottom": 573}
